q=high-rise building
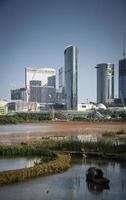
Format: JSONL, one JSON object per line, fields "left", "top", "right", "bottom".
{"left": 96, "top": 63, "right": 114, "bottom": 104}
{"left": 119, "top": 58, "right": 126, "bottom": 99}
{"left": 56, "top": 67, "right": 65, "bottom": 104}
{"left": 64, "top": 46, "right": 78, "bottom": 110}
{"left": 59, "top": 67, "right": 64, "bottom": 90}
{"left": 25, "top": 67, "right": 56, "bottom": 103}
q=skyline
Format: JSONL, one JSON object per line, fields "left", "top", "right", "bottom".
{"left": 0, "top": 0, "right": 126, "bottom": 103}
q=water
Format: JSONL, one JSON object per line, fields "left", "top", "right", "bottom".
{"left": 0, "top": 124, "right": 53, "bottom": 134}
{"left": 0, "top": 157, "right": 40, "bottom": 172}
{"left": 0, "top": 158, "right": 126, "bottom": 200}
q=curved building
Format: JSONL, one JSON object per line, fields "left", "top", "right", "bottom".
{"left": 64, "top": 46, "right": 78, "bottom": 110}
{"left": 96, "top": 63, "right": 114, "bottom": 104}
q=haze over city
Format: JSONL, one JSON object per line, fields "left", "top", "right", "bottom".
{"left": 0, "top": 0, "right": 126, "bottom": 102}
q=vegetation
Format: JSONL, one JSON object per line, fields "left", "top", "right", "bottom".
{"left": 0, "top": 112, "right": 51, "bottom": 125}
{"left": 0, "top": 137, "right": 126, "bottom": 185}
{"left": 0, "top": 139, "right": 126, "bottom": 157}
{"left": 0, "top": 154, "right": 71, "bottom": 185}
{"left": 102, "top": 130, "right": 126, "bottom": 137}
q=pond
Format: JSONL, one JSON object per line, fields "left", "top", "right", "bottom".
{"left": 0, "top": 157, "right": 40, "bottom": 172}
{"left": 0, "top": 157, "right": 126, "bottom": 200}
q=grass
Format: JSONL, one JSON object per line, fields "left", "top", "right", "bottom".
{"left": 0, "top": 154, "right": 71, "bottom": 185}
{"left": 102, "top": 130, "right": 126, "bottom": 137}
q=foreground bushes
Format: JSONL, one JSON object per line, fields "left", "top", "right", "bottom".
{"left": 0, "top": 154, "right": 71, "bottom": 185}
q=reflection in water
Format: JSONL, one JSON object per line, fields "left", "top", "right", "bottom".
{"left": 0, "top": 157, "right": 40, "bottom": 172}
{"left": 0, "top": 158, "right": 126, "bottom": 200}
{"left": 87, "top": 182, "right": 110, "bottom": 194}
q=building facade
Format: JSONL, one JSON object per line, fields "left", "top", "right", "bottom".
{"left": 11, "top": 88, "right": 27, "bottom": 101}
{"left": 64, "top": 46, "right": 78, "bottom": 110}
{"left": 119, "top": 58, "right": 126, "bottom": 99}
{"left": 25, "top": 67, "right": 56, "bottom": 102}
{"left": 96, "top": 63, "right": 114, "bottom": 104}
{"left": 0, "top": 100, "right": 8, "bottom": 115}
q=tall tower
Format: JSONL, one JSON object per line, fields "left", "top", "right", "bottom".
{"left": 64, "top": 46, "right": 78, "bottom": 110}
{"left": 119, "top": 34, "right": 126, "bottom": 99}
{"left": 96, "top": 63, "right": 114, "bottom": 104}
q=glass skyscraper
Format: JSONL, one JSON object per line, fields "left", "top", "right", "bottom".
{"left": 64, "top": 46, "right": 78, "bottom": 110}
{"left": 119, "top": 58, "right": 126, "bottom": 99}
{"left": 96, "top": 63, "right": 114, "bottom": 104}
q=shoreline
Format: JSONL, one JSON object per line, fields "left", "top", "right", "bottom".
{"left": 0, "top": 121, "right": 126, "bottom": 144}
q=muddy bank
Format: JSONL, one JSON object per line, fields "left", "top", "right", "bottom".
{"left": 0, "top": 121, "right": 126, "bottom": 144}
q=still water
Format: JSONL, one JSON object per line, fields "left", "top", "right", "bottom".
{"left": 0, "top": 157, "right": 40, "bottom": 172}
{"left": 0, "top": 158, "right": 126, "bottom": 200}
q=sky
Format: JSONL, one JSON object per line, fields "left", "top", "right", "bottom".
{"left": 0, "top": 0, "right": 126, "bottom": 103}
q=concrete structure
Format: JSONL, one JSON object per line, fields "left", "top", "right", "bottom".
{"left": 96, "top": 63, "right": 114, "bottom": 104}
{"left": 30, "top": 86, "right": 56, "bottom": 104}
{"left": 78, "top": 103, "right": 96, "bottom": 111}
{"left": 119, "top": 58, "right": 126, "bottom": 99}
{"left": 0, "top": 100, "right": 8, "bottom": 115}
{"left": 11, "top": 88, "right": 27, "bottom": 101}
{"left": 8, "top": 100, "right": 39, "bottom": 112}
{"left": 29, "top": 79, "right": 56, "bottom": 104}
{"left": 25, "top": 67, "right": 56, "bottom": 102}
{"left": 64, "top": 46, "right": 78, "bottom": 110}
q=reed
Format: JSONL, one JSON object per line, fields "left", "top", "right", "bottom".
{"left": 0, "top": 154, "right": 71, "bottom": 185}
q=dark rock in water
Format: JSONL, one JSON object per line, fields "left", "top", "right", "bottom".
{"left": 86, "top": 167, "right": 110, "bottom": 185}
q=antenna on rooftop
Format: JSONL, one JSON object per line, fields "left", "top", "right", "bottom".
{"left": 123, "top": 33, "right": 126, "bottom": 59}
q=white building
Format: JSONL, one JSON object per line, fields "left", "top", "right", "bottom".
{"left": 7, "top": 100, "right": 39, "bottom": 112}
{"left": 0, "top": 100, "right": 8, "bottom": 115}
{"left": 78, "top": 103, "right": 96, "bottom": 111}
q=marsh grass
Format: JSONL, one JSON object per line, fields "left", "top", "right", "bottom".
{"left": 0, "top": 154, "right": 70, "bottom": 185}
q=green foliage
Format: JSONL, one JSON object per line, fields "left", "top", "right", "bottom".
{"left": 0, "top": 112, "right": 51, "bottom": 124}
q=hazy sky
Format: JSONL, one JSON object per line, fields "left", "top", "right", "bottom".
{"left": 0, "top": 0, "right": 126, "bottom": 103}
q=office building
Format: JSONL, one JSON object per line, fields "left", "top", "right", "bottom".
{"left": 25, "top": 67, "right": 56, "bottom": 103}
{"left": 119, "top": 58, "right": 126, "bottom": 99}
{"left": 48, "top": 75, "right": 56, "bottom": 88}
{"left": 11, "top": 88, "right": 27, "bottom": 101}
{"left": 59, "top": 67, "right": 64, "bottom": 90}
{"left": 56, "top": 67, "right": 65, "bottom": 104}
{"left": 96, "top": 63, "right": 114, "bottom": 104}
{"left": 64, "top": 46, "right": 78, "bottom": 110}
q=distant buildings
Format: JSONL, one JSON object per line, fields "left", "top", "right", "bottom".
{"left": 0, "top": 100, "right": 8, "bottom": 115}
{"left": 7, "top": 100, "right": 39, "bottom": 112}
{"left": 96, "top": 63, "right": 114, "bottom": 104}
{"left": 56, "top": 67, "right": 65, "bottom": 104}
{"left": 64, "top": 46, "right": 78, "bottom": 110}
{"left": 11, "top": 88, "right": 27, "bottom": 101}
{"left": 119, "top": 58, "right": 126, "bottom": 99}
{"left": 25, "top": 67, "right": 56, "bottom": 104}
